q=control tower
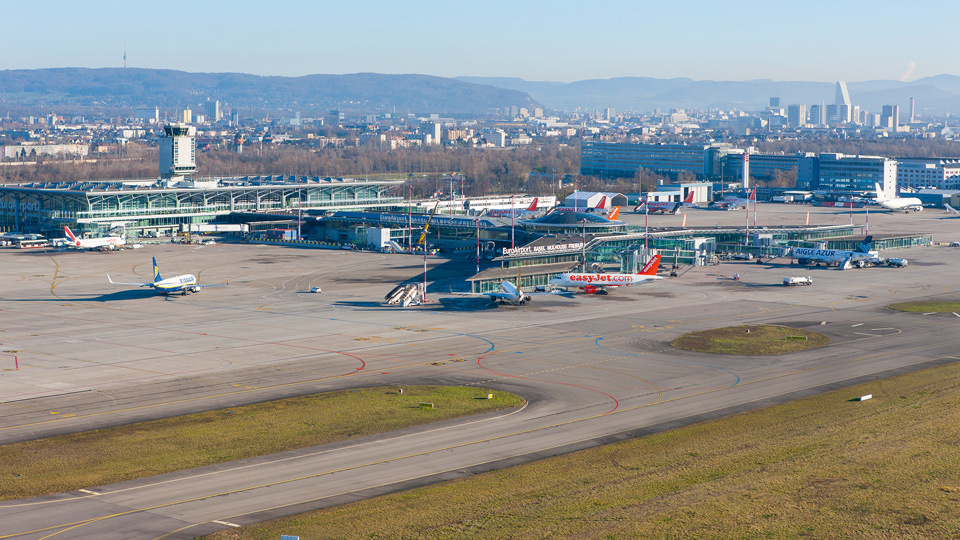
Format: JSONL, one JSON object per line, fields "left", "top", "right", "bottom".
{"left": 159, "top": 123, "right": 196, "bottom": 181}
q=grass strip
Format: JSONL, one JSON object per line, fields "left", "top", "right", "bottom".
{"left": 202, "top": 362, "right": 960, "bottom": 540}
{"left": 889, "top": 300, "right": 960, "bottom": 313}
{"left": 671, "top": 324, "right": 830, "bottom": 355}
{"left": 1, "top": 386, "right": 522, "bottom": 501}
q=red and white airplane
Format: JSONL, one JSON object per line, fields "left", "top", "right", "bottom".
{"left": 554, "top": 195, "right": 615, "bottom": 214}
{"left": 548, "top": 254, "right": 662, "bottom": 295}
{"left": 487, "top": 198, "right": 540, "bottom": 218}
{"left": 635, "top": 191, "right": 695, "bottom": 214}
{"left": 64, "top": 226, "right": 126, "bottom": 250}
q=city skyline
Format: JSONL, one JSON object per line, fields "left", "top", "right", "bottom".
{"left": 2, "top": 0, "right": 956, "bottom": 83}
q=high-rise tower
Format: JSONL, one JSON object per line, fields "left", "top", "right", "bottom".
{"left": 835, "top": 81, "right": 852, "bottom": 122}
{"left": 159, "top": 124, "right": 196, "bottom": 181}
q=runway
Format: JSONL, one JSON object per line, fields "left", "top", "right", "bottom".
{"left": 1, "top": 207, "right": 958, "bottom": 539}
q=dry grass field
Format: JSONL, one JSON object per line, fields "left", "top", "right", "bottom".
{"left": 671, "top": 325, "right": 831, "bottom": 355}
{"left": 888, "top": 301, "right": 960, "bottom": 313}
{"left": 0, "top": 386, "right": 522, "bottom": 500}
{"left": 203, "top": 362, "right": 960, "bottom": 540}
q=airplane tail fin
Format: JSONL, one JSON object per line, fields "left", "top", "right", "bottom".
{"left": 607, "top": 206, "right": 620, "bottom": 220}
{"left": 946, "top": 204, "right": 960, "bottom": 214}
{"left": 639, "top": 254, "right": 661, "bottom": 275}
{"left": 683, "top": 191, "right": 695, "bottom": 204}
{"left": 526, "top": 198, "right": 538, "bottom": 211}
{"left": 874, "top": 183, "right": 887, "bottom": 201}
{"left": 856, "top": 236, "right": 874, "bottom": 253}
{"left": 595, "top": 196, "right": 608, "bottom": 209}
{"left": 749, "top": 187, "right": 757, "bottom": 201}
{"left": 152, "top": 257, "right": 162, "bottom": 283}
{"left": 64, "top": 226, "right": 78, "bottom": 244}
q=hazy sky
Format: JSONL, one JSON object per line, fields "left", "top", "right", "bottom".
{"left": 3, "top": 0, "right": 955, "bottom": 82}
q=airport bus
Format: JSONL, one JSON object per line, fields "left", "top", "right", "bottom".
{"left": 16, "top": 238, "right": 49, "bottom": 249}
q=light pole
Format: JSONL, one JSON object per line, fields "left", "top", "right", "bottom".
{"left": 645, "top": 200, "right": 649, "bottom": 250}
{"left": 510, "top": 194, "right": 515, "bottom": 249}
{"left": 581, "top": 218, "right": 587, "bottom": 272}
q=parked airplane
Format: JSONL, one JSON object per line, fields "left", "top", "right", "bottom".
{"left": 875, "top": 183, "right": 923, "bottom": 212}
{"left": 554, "top": 195, "right": 613, "bottom": 214}
{"left": 709, "top": 187, "right": 756, "bottom": 210}
{"left": 454, "top": 268, "right": 573, "bottom": 306}
{"left": 107, "top": 257, "right": 228, "bottom": 295}
{"left": 635, "top": 191, "right": 696, "bottom": 214}
{"left": 789, "top": 236, "right": 878, "bottom": 269}
{"left": 945, "top": 204, "right": 959, "bottom": 215}
{"left": 549, "top": 254, "right": 662, "bottom": 295}
{"left": 64, "top": 226, "right": 126, "bottom": 250}
{"left": 487, "top": 198, "right": 540, "bottom": 218}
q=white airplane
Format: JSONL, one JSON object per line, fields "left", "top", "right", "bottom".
{"left": 454, "top": 271, "right": 573, "bottom": 306}
{"left": 709, "top": 187, "right": 756, "bottom": 210}
{"left": 486, "top": 198, "right": 540, "bottom": 218}
{"left": 944, "top": 203, "right": 958, "bottom": 215}
{"left": 790, "top": 236, "right": 878, "bottom": 269}
{"left": 635, "top": 191, "right": 695, "bottom": 214}
{"left": 63, "top": 226, "right": 126, "bottom": 250}
{"left": 107, "top": 257, "right": 228, "bottom": 295}
{"left": 875, "top": 183, "right": 923, "bottom": 212}
{"left": 549, "top": 254, "right": 662, "bottom": 295}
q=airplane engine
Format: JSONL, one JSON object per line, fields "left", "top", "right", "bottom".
{"left": 584, "top": 285, "right": 597, "bottom": 294}
{"left": 191, "top": 286, "right": 201, "bottom": 293}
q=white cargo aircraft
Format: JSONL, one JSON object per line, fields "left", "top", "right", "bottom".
{"left": 107, "top": 257, "right": 228, "bottom": 295}
{"left": 875, "top": 183, "right": 923, "bottom": 212}
{"left": 790, "top": 236, "right": 878, "bottom": 269}
{"left": 549, "top": 254, "right": 662, "bottom": 295}
{"left": 64, "top": 226, "right": 126, "bottom": 250}
{"left": 708, "top": 187, "right": 756, "bottom": 210}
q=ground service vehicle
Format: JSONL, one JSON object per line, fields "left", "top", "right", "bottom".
{"left": 783, "top": 276, "right": 813, "bottom": 286}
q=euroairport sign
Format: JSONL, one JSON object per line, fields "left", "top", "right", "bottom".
{"left": 502, "top": 242, "right": 584, "bottom": 257}
{"left": 330, "top": 211, "right": 499, "bottom": 229}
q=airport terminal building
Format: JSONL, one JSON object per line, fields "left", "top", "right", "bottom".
{"left": 0, "top": 176, "right": 404, "bottom": 238}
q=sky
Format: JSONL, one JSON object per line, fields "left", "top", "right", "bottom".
{"left": 3, "top": 0, "right": 956, "bottom": 83}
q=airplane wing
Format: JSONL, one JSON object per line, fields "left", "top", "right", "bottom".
{"left": 527, "top": 290, "right": 575, "bottom": 298}
{"left": 193, "top": 282, "right": 229, "bottom": 289}
{"left": 106, "top": 275, "right": 154, "bottom": 287}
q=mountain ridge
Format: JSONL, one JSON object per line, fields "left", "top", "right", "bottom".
{"left": 0, "top": 68, "right": 539, "bottom": 116}
{"left": 457, "top": 75, "right": 960, "bottom": 114}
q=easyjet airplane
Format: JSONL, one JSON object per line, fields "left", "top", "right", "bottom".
{"left": 549, "top": 254, "right": 662, "bottom": 295}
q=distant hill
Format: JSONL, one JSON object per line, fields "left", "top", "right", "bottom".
{"left": 0, "top": 68, "right": 539, "bottom": 116}
{"left": 458, "top": 75, "right": 960, "bottom": 115}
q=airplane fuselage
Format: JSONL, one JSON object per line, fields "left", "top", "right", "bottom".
{"left": 791, "top": 247, "right": 877, "bottom": 265}
{"left": 153, "top": 274, "right": 200, "bottom": 294}
{"left": 879, "top": 199, "right": 923, "bottom": 212}
{"left": 550, "top": 272, "right": 662, "bottom": 291}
